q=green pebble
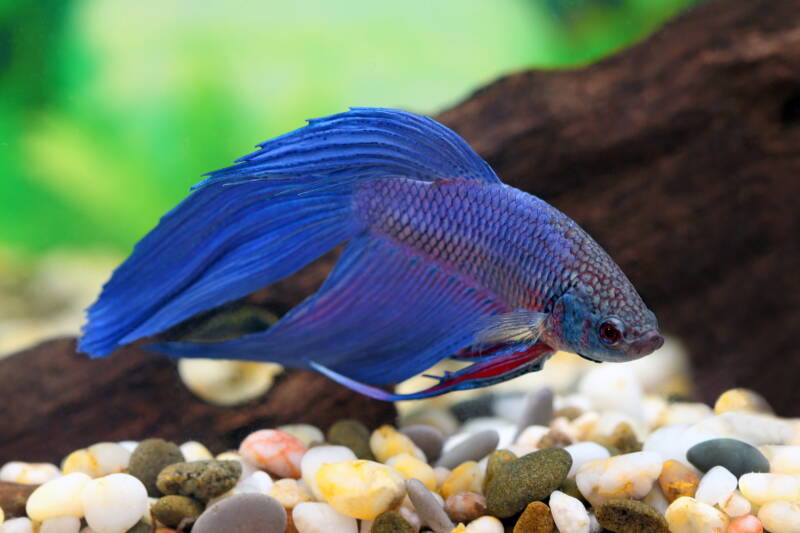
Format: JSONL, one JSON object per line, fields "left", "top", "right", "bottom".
{"left": 596, "top": 499, "right": 669, "bottom": 533}
{"left": 558, "top": 477, "right": 587, "bottom": 505}
{"left": 483, "top": 449, "right": 516, "bottom": 491}
{"left": 372, "top": 510, "right": 415, "bottom": 533}
{"left": 125, "top": 522, "right": 151, "bottom": 533}
{"left": 127, "top": 438, "right": 185, "bottom": 497}
{"left": 156, "top": 460, "right": 242, "bottom": 501}
{"left": 326, "top": 419, "right": 375, "bottom": 460}
{"left": 152, "top": 495, "right": 205, "bottom": 527}
{"left": 686, "top": 438, "right": 770, "bottom": 477}
{"left": 609, "top": 423, "right": 642, "bottom": 455}
{"left": 485, "top": 447, "right": 572, "bottom": 518}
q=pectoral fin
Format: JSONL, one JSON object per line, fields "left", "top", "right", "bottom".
{"left": 471, "top": 310, "right": 548, "bottom": 350}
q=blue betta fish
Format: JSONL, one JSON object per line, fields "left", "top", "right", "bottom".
{"left": 80, "top": 107, "right": 663, "bottom": 400}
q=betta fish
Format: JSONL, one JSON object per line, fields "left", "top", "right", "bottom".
{"left": 79, "top": 107, "right": 662, "bottom": 400}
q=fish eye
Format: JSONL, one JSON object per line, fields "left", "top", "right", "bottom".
{"left": 598, "top": 318, "right": 624, "bottom": 346}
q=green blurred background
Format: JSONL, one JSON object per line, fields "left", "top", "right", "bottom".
{"left": 0, "top": 0, "right": 695, "bottom": 352}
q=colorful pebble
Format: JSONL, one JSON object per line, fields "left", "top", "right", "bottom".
{"left": 657, "top": 459, "right": 700, "bottom": 502}
{"left": 575, "top": 451, "right": 663, "bottom": 507}
{"left": 315, "top": 460, "right": 405, "bottom": 520}
{"left": 239, "top": 429, "right": 307, "bottom": 479}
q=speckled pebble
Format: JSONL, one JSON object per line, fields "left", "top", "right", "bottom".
{"left": 239, "top": 429, "right": 307, "bottom": 479}
{"left": 664, "top": 496, "right": 729, "bottom": 533}
{"left": 81, "top": 473, "right": 149, "bottom": 533}
{"left": 441, "top": 461, "right": 483, "bottom": 500}
{"left": 549, "top": 490, "right": 590, "bottom": 533}
{"left": 401, "top": 425, "right": 445, "bottom": 464}
{"left": 575, "top": 451, "right": 662, "bottom": 507}
{"left": 316, "top": 460, "right": 405, "bottom": 520}
{"left": 608, "top": 423, "right": 642, "bottom": 454}
{"left": 370, "top": 425, "right": 426, "bottom": 463}
{"left": 405, "top": 478, "right": 454, "bottom": 533}
{"left": 127, "top": 439, "right": 184, "bottom": 497}
{"left": 156, "top": 460, "right": 241, "bottom": 501}
{"left": 326, "top": 420, "right": 375, "bottom": 460}
{"left": 512, "top": 500, "right": 554, "bottom": 533}
{"left": 657, "top": 459, "right": 700, "bottom": 502}
{"left": 757, "top": 501, "right": 800, "bottom": 533}
{"left": 151, "top": 495, "right": 204, "bottom": 527}
{"left": 595, "top": 499, "right": 669, "bottom": 533}
{"left": 192, "top": 493, "right": 287, "bottom": 533}
{"left": 372, "top": 510, "right": 415, "bottom": 533}
{"left": 687, "top": 438, "right": 770, "bottom": 477}
{"left": 26, "top": 472, "right": 91, "bottom": 521}
{"left": 486, "top": 447, "right": 572, "bottom": 518}
{"left": 444, "top": 492, "right": 486, "bottom": 524}
{"left": 483, "top": 449, "right": 515, "bottom": 490}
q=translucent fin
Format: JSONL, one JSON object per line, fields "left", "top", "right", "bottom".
{"left": 310, "top": 341, "right": 555, "bottom": 401}
{"left": 472, "top": 310, "right": 548, "bottom": 349}
{"left": 146, "top": 233, "right": 509, "bottom": 385}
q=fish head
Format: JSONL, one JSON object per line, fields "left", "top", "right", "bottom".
{"left": 548, "top": 263, "right": 662, "bottom": 363}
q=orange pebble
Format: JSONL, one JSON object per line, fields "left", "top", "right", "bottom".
{"left": 728, "top": 514, "right": 763, "bottom": 533}
{"left": 239, "top": 429, "right": 307, "bottom": 478}
{"left": 658, "top": 460, "right": 700, "bottom": 502}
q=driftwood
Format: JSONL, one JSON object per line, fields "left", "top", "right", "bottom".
{"left": 0, "top": 482, "right": 35, "bottom": 518}
{"left": 1, "top": 0, "right": 799, "bottom": 464}
{"left": 0, "top": 339, "right": 396, "bottom": 462}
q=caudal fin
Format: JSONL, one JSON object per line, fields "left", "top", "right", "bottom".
{"left": 80, "top": 107, "right": 499, "bottom": 358}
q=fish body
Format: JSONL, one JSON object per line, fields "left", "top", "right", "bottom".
{"left": 80, "top": 108, "right": 662, "bottom": 400}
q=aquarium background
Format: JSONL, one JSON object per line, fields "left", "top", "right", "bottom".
{"left": 0, "top": 0, "right": 695, "bottom": 354}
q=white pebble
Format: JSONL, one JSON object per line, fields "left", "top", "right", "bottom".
{"left": 236, "top": 471, "right": 274, "bottom": 494}
{"left": 549, "top": 490, "right": 590, "bottom": 533}
{"left": 739, "top": 472, "right": 800, "bottom": 505}
{"left": 588, "top": 512, "right": 602, "bottom": 533}
{"left": 40, "top": 516, "right": 81, "bottom": 533}
{"left": 292, "top": 502, "right": 358, "bottom": 533}
{"left": 658, "top": 402, "right": 713, "bottom": 426}
{"left": 564, "top": 442, "right": 610, "bottom": 477}
{"left": 80, "top": 473, "right": 148, "bottom": 533}
{"left": 758, "top": 500, "right": 800, "bottom": 533}
{"left": 514, "top": 425, "right": 549, "bottom": 448}
{"left": 0, "top": 462, "right": 61, "bottom": 485}
{"left": 643, "top": 484, "right": 670, "bottom": 515}
{"left": 694, "top": 465, "right": 737, "bottom": 505}
{"left": 643, "top": 423, "right": 716, "bottom": 468}
{"left": 117, "top": 441, "right": 138, "bottom": 453}
{"left": 575, "top": 451, "right": 663, "bottom": 506}
{"left": 691, "top": 412, "right": 795, "bottom": 446}
{"left": 578, "top": 365, "right": 644, "bottom": 420}
{"left": 465, "top": 515, "right": 503, "bottom": 532}
{"left": 180, "top": 441, "right": 213, "bottom": 461}
{"left": 664, "top": 496, "right": 729, "bottom": 533}
{"left": 26, "top": 472, "right": 91, "bottom": 521}
{"left": 760, "top": 445, "right": 800, "bottom": 474}
{"left": 300, "top": 445, "right": 357, "bottom": 500}
{"left": 719, "top": 490, "right": 751, "bottom": 518}
{"left": 0, "top": 518, "right": 34, "bottom": 533}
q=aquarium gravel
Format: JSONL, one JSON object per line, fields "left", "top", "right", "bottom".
{"left": 2, "top": 364, "right": 800, "bottom": 533}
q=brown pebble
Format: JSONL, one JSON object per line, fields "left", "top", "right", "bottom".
{"left": 537, "top": 429, "right": 573, "bottom": 449}
{"left": 445, "top": 491, "right": 487, "bottom": 523}
{"left": 596, "top": 499, "right": 669, "bottom": 533}
{"left": 609, "top": 423, "right": 642, "bottom": 454}
{"left": 513, "top": 501, "right": 555, "bottom": 533}
{"left": 657, "top": 460, "right": 700, "bottom": 502}
{"left": 553, "top": 406, "right": 583, "bottom": 421}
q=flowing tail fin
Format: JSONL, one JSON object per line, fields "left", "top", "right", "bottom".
{"left": 79, "top": 107, "right": 500, "bottom": 358}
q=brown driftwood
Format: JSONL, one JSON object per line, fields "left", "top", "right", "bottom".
{"left": 435, "top": 0, "right": 800, "bottom": 414}
{"left": 1, "top": 0, "right": 799, "bottom": 465}
{"left": 0, "top": 482, "right": 35, "bottom": 518}
{"left": 0, "top": 338, "right": 396, "bottom": 462}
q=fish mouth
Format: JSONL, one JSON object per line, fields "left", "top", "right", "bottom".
{"left": 578, "top": 353, "right": 604, "bottom": 364}
{"left": 626, "top": 330, "right": 664, "bottom": 357}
